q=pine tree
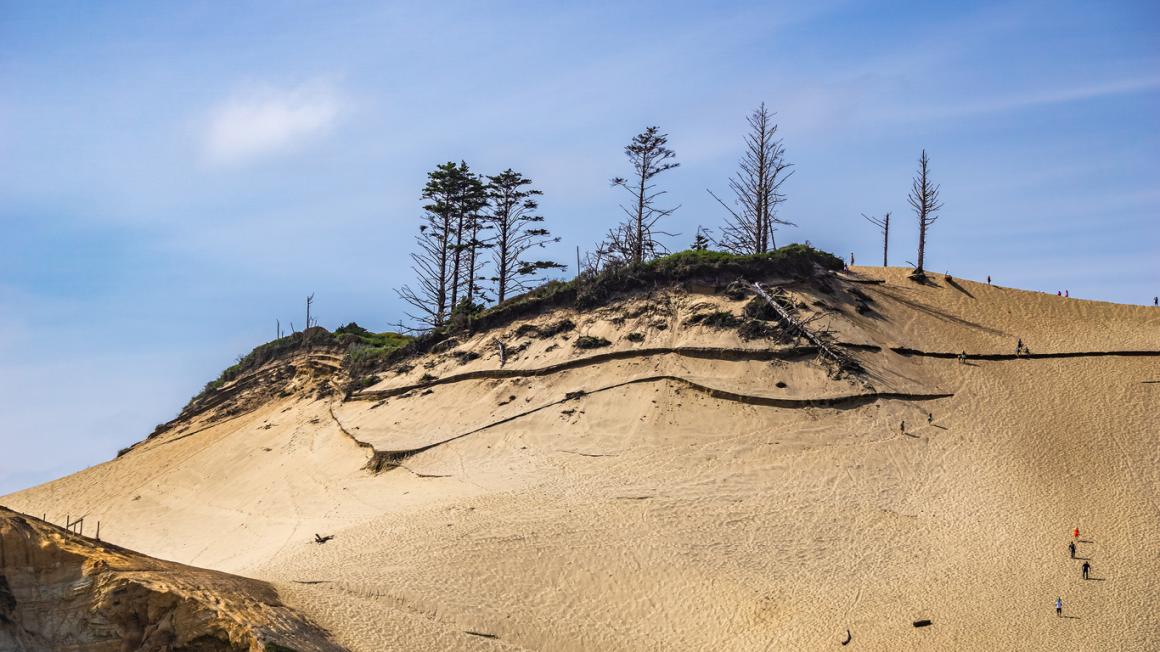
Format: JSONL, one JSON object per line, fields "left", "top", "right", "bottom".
{"left": 396, "top": 162, "right": 459, "bottom": 328}
{"left": 691, "top": 226, "right": 712, "bottom": 251}
{"left": 396, "top": 161, "right": 486, "bottom": 329}
{"left": 605, "top": 126, "right": 680, "bottom": 265}
{"left": 485, "top": 169, "right": 565, "bottom": 303}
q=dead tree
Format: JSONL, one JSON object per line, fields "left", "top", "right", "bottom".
{"left": 750, "top": 282, "right": 861, "bottom": 374}
{"left": 862, "top": 212, "right": 891, "bottom": 266}
{"left": 607, "top": 126, "right": 679, "bottom": 265}
{"left": 907, "top": 150, "right": 942, "bottom": 277}
{"left": 485, "top": 169, "right": 564, "bottom": 303}
{"left": 303, "top": 293, "right": 315, "bottom": 351}
{"left": 711, "top": 103, "right": 794, "bottom": 254}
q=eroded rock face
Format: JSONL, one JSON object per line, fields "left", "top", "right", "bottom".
{"left": 0, "top": 507, "right": 345, "bottom": 652}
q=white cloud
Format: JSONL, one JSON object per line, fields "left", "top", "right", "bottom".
{"left": 203, "top": 82, "right": 342, "bottom": 165}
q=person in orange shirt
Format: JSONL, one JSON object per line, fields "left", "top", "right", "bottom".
{"left": 1073, "top": 527, "right": 1080, "bottom": 539}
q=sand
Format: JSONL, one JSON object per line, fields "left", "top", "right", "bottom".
{"left": 4, "top": 267, "right": 1158, "bottom": 650}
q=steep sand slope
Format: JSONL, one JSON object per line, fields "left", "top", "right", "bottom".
{"left": 4, "top": 268, "right": 1158, "bottom": 650}
{"left": 0, "top": 507, "right": 345, "bottom": 651}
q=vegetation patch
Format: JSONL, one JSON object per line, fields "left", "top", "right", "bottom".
{"left": 452, "top": 350, "right": 481, "bottom": 365}
{"left": 344, "top": 245, "right": 839, "bottom": 376}
{"left": 685, "top": 310, "right": 742, "bottom": 329}
{"left": 574, "top": 335, "right": 612, "bottom": 350}
{"left": 513, "top": 318, "right": 576, "bottom": 339}
{"left": 471, "top": 244, "right": 840, "bottom": 332}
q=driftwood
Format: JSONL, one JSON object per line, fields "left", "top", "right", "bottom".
{"left": 314, "top": 533, "right": 334, "bottom": 544}
{"left": 749, "top": 282, "right": 861, "bottom": 373}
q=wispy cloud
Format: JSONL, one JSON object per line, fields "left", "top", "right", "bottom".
{"left": 202, "top": 81, "right": 343, "bottom": 165}
{"left": 904, "top": 75, "right": 1160, "bottom": 122}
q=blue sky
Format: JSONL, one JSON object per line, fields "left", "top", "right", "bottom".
{"left": 1, "top": 1, "right": 1157, "bottom": 494}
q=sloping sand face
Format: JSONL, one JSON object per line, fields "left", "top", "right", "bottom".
{"left": 0, "top": 507, "right": 346, "bottom": 651}
{"left": 4, "top": 268, "right": 1158, "bottom": 650}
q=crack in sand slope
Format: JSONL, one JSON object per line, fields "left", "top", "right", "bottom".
{"left": 352, "top": 344, "right": 1160, "bottom": 406}
{"left": 890, "top": 348, "right": 1160, "bottom": 360}
{"left": 335, "top": 376, "right": 953, "bottom": 473}
{"left": 351, "top": 345, "right": 883, "bottom": 402}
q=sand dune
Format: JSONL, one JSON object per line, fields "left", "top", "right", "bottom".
{"left": 4, "top": 267, "right": 1158, "bottom": 650}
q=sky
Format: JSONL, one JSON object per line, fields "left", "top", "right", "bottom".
{"left": 1, "top": 1, "right": 1157, "bottom": 494}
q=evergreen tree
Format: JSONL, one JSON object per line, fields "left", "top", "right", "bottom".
{"left": 396, "top": 161, "right": 487, "bottom": 329}
{"left": 691, "top": 226, "right": 712, "bottom": 251}
{"left": 605, "top": 126, "right": 680, "bottom": 265}
{"left": 485, "top": 169, "right": 565, "bottom": 303}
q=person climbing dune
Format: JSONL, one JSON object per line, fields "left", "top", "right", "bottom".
{"left": 1056, "top": 596, "right": 1063, "bottom": 617}
{"left": 1082, "top": 561, "right": 1091, "bottom": 580}
{"left": 1069, "top": 541, "right": 1076, "bottom": 559}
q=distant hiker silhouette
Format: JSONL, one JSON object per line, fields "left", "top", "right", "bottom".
{"left": 1082, "top": 561, "right": 1091, "bottom": 580}
{"left": 1056, "top": 596, "right": 1063, "bottom": 617}
{"left": 1057, "top": 290, "right": 1062, "bottom": 296}
{"left": 1069, "top": 541, "right": 1076, "bottom": 559}
{"left": 900, "top": 420, "right": 906, "bottom": 434}
{"left": 850, "top": 253, "right": 855, "bottom": 266}
{"left": 927, "top": 413, "right": 933, "bottom": 425}
{"left": 958, "top": 351, "right": 967, "bottom": 364}
{"left": 1065, "top": 290, "right": 1069, "bottom": 298}
{"left": 987, "top": 275, "right": 991, "bottom": 285}
{"left": 1016, "top": 339, "right": 1023, "bottom": 354}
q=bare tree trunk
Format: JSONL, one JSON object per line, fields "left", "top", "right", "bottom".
{"left": 862, "top": 212, "right": 891, "bottom": 267}
{"left": 304, "top": 294, "right": 314, "bottom": 351}
{"left": 882, "top": 213, "right": 889, "bottom": 266}
{"left": 450, "top": 212, "right": 464, "bottom": 308}
{"left": 634, "top": 157, "right": 647, "bottom": 264}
